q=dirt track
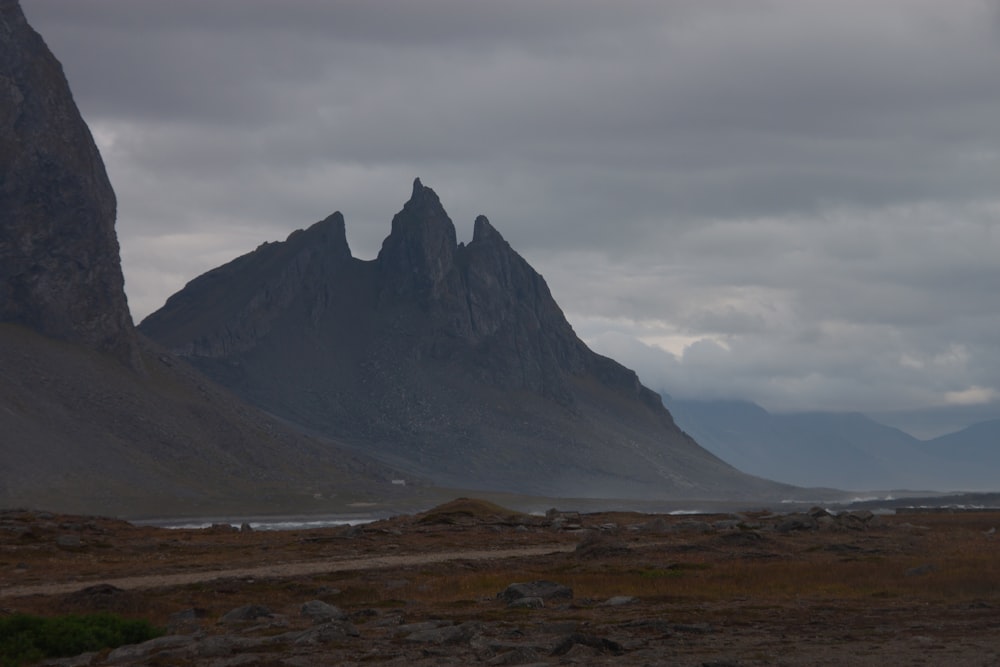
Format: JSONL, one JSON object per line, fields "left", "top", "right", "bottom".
{"left": 0, "top": 543, "right": 574, "bottom": 598}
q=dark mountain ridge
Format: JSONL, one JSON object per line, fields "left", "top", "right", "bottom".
{"left": 0, "top": 0, "right": 416, "bottom": 517}
{"left": 141, "top": 180, "right": 793, "bottom": 501}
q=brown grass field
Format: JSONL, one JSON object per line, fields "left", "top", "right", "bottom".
{"left": 2, "top": 498, "right": 999, "bottom": 665}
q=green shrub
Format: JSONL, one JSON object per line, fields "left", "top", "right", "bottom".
{"left": 0, "top": 612, "right": 160, "bottom": 666}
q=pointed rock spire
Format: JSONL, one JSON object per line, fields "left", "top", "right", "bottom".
{"left": 294, "top": 211, "right": 352, "bottom": 259}
{"left": 472, "top": 215, "right": 504, "bottom": 244}
{"left": 377, "top": 179, "right": 459, "bottom": 303}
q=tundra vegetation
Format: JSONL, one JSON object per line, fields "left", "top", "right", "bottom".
{"left": 0, "top": 613, "right": 160, "bottom": 666}
{"left": 1, "top": 499, "right": 999, "bottom": 664}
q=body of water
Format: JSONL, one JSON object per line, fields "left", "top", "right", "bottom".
{"left": 135, "top": 514, "right": 377, "bottom": 531}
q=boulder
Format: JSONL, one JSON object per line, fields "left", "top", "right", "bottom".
{"left": 105, "top": 635, "right": 194, "bottom": 664}
{"left": 507, "top": 596, "right": 545, "bottom": 609}
{"left": 292, "top": 621, "right": 359, "bottom": 644}
{"left": 300, "top": 599, "right": 347, "bottom": 624}
{"left": 498, "top": 580, "right": 573, "bottom": 603}
{"left": 776, "top": 513, "right": 819, "bottom": 532}
{"left": 405, "top": 621, "right": 481, "bottom": 645}
{"left": 219, "top": 604, "right": 273, "bottom": 624}
{"left": 601, "top": 596, "right": 638, "bottom": 607}
{"left": 550, "top": 632, "right": 624, "bottom": 656}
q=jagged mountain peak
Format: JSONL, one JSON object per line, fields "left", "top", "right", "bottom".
{"left": 286, "top": 210, "right": 351, "bottom": 257}
{"left": 139, "top": 208, "right": 359, "bottom": 357}
{"left": 388, "top": 177, "right": 456, "bottom": 244}
{"left": 472, "top": 214, "right": 504, "bottom": 244}
{"left": 411, "top": 176, "right": 427, "bottom": 198}
{"left": 377, "top": 178, "right": 459, "bottom": 302}
{"left": 141, "top": 181, "right": 790, "bottom": 501}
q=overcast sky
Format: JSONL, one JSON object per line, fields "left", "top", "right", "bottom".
{"left": 21, "top": 1, "right": 1000, "bottom": 435}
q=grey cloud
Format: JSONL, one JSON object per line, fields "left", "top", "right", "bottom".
{"left": 18, "top": 0, "right": 1000, "bottom": 427}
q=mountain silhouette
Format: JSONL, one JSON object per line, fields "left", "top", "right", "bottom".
{"left": 141, "top": 180, "right": 791, "bottom": 501}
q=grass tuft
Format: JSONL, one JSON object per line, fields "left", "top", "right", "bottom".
{"left": 0, "top": 612, "right": 161, "bottom": 667}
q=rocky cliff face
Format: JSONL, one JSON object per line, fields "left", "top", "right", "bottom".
{"left": 373, "top": 179, "right": 589, "bottom": 403}
{"left": 141, "top": 211, "right": 353, "bottom": 358}
{"left": 141, "top": 180, "right": 790, "bottom": 501}
{"left": 0, "top": 0, "right": 139, "bottom": 367}
{"left": 0, "top": 1, "right": 416, "bottom": 517}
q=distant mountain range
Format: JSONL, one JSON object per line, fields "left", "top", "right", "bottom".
{"left": 664, "top": 397, "right": 1000, "bottom": 492}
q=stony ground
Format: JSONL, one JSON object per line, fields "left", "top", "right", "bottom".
{"left": 2, "top": 499, "right": 999, "bottom": 666}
